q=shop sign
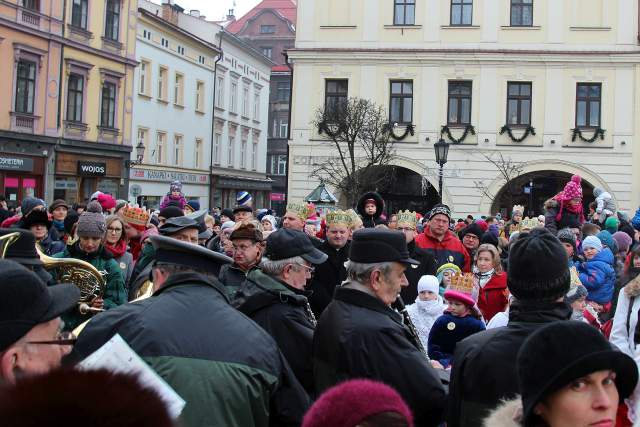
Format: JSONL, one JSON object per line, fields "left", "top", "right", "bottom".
{"left": 271, "top": 193, "right": 286, "bottom": 201}
{"left": 54, "top": 179, "right": 78, "bottom": 190}
{"left": 78, "top": 161, "right": 106, "bottom": 176}
{"left": 0, "top": 155, "right": 33, "bottom": 172}
{"left": 130, "top": 169, "right": 210, "bottom": 185}
{"left": 217, "top": 177, "right": 272, "bottom": 191}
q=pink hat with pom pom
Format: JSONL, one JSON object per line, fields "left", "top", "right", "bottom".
{"left": 561, "top": 175, "right": 583, "bottom": 200}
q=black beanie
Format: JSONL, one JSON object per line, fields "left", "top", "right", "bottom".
{"left": 481, "top": 231, "right": 499, "bottom": 248}
{"left": 508, "top": 228, "right": 570, "bottom": 302}
{"left": 460, "top": 222, "right": 484, "bottom": 241}
{"left": 158, "top": 206, "right": 184, "bottom": 220}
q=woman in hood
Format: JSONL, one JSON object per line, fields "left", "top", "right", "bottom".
{"left": 543, "top": 175, "right": 585, "bottom": 235}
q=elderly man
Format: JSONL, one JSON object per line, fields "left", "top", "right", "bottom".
{"left": 237, "top": 229, "right": 327, "bottom": 395}
{"left": 313, "top": 228, "right": 446, "bottom": 426}
{"left": 459, "top": 222, "right": 484, "bottom": 261}
{"left": 415, "top": 204, "right": 470, "bottom": 272}
{"left": 219, "top": 222, "right": 264, "bottom": 297}
{"left": 68, "top": 236, "right": 309, "bottom": 427}
{"left": 308, "top": 211, "right": 352, "bottom": 317}
{"left": 0, "top": 259, "right": 79, "bottom": 384}
{"left": 233, "top": 205, "right": 254, "bottom": 223}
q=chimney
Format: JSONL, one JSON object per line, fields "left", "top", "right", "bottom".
{"left": 226, "top": 8, "right": 235, "bottom": 21}
{"left": 161, "top": 0, "right": 181, "bottom": 26}
{"left": 189, "top": 9, "right": 200, "bottom": 18}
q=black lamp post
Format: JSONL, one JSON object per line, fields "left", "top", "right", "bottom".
{"left": 529, "top": 179, "right": 534, "bottom": 217}
{"left": 125, "top": 141, "right": 146, "bottom": 168}
{"left": 434, "top": 138, "right": 449, "bottom": 203}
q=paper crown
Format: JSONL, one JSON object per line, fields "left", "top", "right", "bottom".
{"left": 520, "top": 217, "right": 539, "bottom": 231}
{"left": 325, "top": 210, "right": 353, "bottom": 227}
{"left": 120, "top": 205, "right": 150, "bottom": 227}
{"left": 286, "top": 202, "right": 315, "bottom": 221}
{"left": 445, "top": 273, "right": 479, "bottom": 306}
{"left": 512, "top": 205, "right": 525, "bottom": 215}
{"left": 569, "top": 266, "right": 583, "bottom": 288}
{"left": 396, "top": 210, "right": 418, "bottom": 228}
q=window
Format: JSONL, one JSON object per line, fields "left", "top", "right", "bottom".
{"left": 66, "top": 74, "right": 84, "bottom": 122}
{"left": 158, "top": 66, "right": 167, "bottom": 101}
{"left": 276, "top": 81, "right": 290, "bottom": 102}
{"left": 15, "top": 60, "right": 36, "bottom": 114}
{"left": 215, "top": 76, "right": 224, "bottom": 108}
{"left": 506, "top": 82, "right": 532, "bottom": 126}
{"left": 177, "top": 46, "right": 185, "bottom": 55}
{"left": 324, "top": 79, "right": 348, "bottom": 118}
{"left": 156, "top": 132, "right": 166, "bottom": 164}
{"left": 174, "top": 72, "right": 184, "bottom": 105}
{"left": 394, "top": 0, "right": 415, "bottom": 25}
{"left": 270, "top": 155, "right": 287, "bottom": 175}
{"left": 142, "top": 29, "right": 151, "bottom": 39}
{"left": 576, "top": 83, "right": 601, "bottom": 128}
{"left": 261, "top": 47, "right": 272, "bottom": 59}
{"left": 227, "top": 136, "right": 235, "bottom": 167}
{"left": 198, "top": 55, "right": 205, "bottom": 64}
{"left": 260, "top": 25, "right": 275, "bottom": 34}
{"left": 174, "top": 134, "right": 182, "bottom": 166}
{"left": 240, "top": 139, "right": 247, "bottom": 169}
{"left": 137, "top": 128, "right": 148, "bottom": 162}
{"left": 451, "top": 0, "right": 472, "bottom": 26}
{"left": 242, "top": 86, "right": 249, "bottom": 116}
{"left": 251, "top": 142, "right": 258, "bottom": 170}
{"left": 139, "top": 60, "right": 150, "bottom": 95}
{"left": 510, "top": 0, "right": 533, "bottom": 27}
{"left": 253, "top": 93, "right": 260, "bottom": 120}
{"left": 447, "top": 81, "right": 472, "bottom": 125}
{"left": 273, "top": 119, "right": 289, "bottom": 138}
{"left": 213, "top": 134, "right": 221, "bottom": 165}
{"left": 161, "top": 38, "right": 169, "bottom": 47}
{"left": 100, "top": 81, "right": 117, "bottom": 128}
{"left": 22, "top": 0, "right": 39, "bottom": 11}
{"left": 230, "top": 80, "right": 238, "bottom": 113}
{"left": 196, "top": 81, "right": 205, "bottom": 112}
{"left": 104, "top": 0, "right": 120, "bottom": 41}
{"left": 279, "top": 119, "right": 288, "bottom": 138}
{"left": 389, "top": 80, "right": 413, "bottom": 124}
{"left": 195, "top": 138, "right": 203, "bottom": 169}
{"left": 71, "top": 0, "right": 88, "bottom": 29}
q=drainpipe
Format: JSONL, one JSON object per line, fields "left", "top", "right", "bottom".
{"left": 208, "top": 31, "right": 223, "bottom": 211}
{"left": 57, "top": 0, "right": 67, "bottom": 129}
{"left": 284, "top": 51, "right": 293, "bottom": 206}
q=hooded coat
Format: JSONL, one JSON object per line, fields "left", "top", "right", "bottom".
{"left": 543, "top": 198, "right": 583, "bottom": 235}
{"left": 577, "top": 248, "right": 616, "bottom": 304}
{"left": 356, "top": 191, "right": 386, "bottom": 228}
{"left": 307, "top": 240, "right": 350, "bottom": 317}
{"left": 66, "top": 272, "right": 310, "bottom": 427}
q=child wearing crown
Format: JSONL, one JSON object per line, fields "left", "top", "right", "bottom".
{"left": 427, "top": 273, "right": 485, "bottom": 369}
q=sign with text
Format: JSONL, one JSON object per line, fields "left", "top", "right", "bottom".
{"left": 130, "top": 168, "right": 210, "bottom": 185}
{"left": 0, "top": 155, "right": 33, "bottom": 172}
{"left": 78, "top": 161, "right": 106, "bottom": 176}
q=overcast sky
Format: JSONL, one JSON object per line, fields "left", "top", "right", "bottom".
{"left": 151, "top": 0, "right": 261, "bottom": 22}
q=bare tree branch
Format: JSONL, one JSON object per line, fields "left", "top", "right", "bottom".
{"left": 472, "top": 151, "right": 525, "bottom": 206}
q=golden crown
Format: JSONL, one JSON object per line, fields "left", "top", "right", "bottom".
{"left": 325, "top": 210, "right": 353, "bottom": 227}
{"left": 120, "top": 205, "right": 149, "bottom": 226}
{"left": 520, "top": 217, "right": 539, "bottom": 231}
{"left": 286, "top": 202, "right": 315, "bottom": 221}
{"left": 512, "top": 205, "right": 525, "bottom": 215}
{"left": 449, "top": 273, "right": 477, "bottom": 295}
{"left": 396, "top": 210, "right": 418, "bottom": 228}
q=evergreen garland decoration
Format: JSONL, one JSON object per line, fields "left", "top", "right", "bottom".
{"left": 499, "top": 125, "right": 536, "bottom": 143}
{"left": 571, "top": 127, "right": 606, "bottom": 143}
{"left": 440, "top": 124, "right": 476, "bottom": 144}
{"left": 318, "top": 120, "right": 344, "bottom": 139}
{"left": 383, "top": 123, "right": 415, "bottom": 141}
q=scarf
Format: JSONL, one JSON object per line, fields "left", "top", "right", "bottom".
{"left": 52, "top": 219, "right": 65, "bottom": 233}
{"left": 473, "top": 266, "right": 495, "bottom": 288}
{"left": 105, "top": 239, "right": 127, "bottom": 258}
{"left": 553, "top": 193, "right": 585, "bottom": 224}
{"left": 414, "top": 296, "right": 445, "bottom": 316}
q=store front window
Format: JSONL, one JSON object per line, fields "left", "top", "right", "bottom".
{"left": 2, "top": 175, "right": 41, "bottom": 209}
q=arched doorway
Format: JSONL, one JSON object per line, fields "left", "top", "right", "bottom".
{"left": 490, "top": 170, "right": 595, "bottom": 217}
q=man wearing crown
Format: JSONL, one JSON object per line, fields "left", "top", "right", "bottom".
{"left": 283, "top": 201, "right": 323, "bottom": 248}
{"left": 308, "top": 210, "right": 352, "bottom": 317}
{"left": 395, "top": 210, "right": 438, "bottom": 303}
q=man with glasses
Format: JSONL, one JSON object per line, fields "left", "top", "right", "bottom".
{"left": 219, "top": 222, "right": 264, "bottom": 298}
{"left": 236, "top": 228, "right": 327, "bottom": 395}
{"left": 0, "top": 259, "right": 79, "bottom": 384}
{"left": 459, "top": 222, "right": 484, "bottom": 261}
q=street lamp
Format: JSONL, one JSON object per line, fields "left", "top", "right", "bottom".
{"left": 125, "top": 141, "right": 146, "bottom": 168}
{"left": 529, "top": 179, "right": 534, "bottom": 217}
{"left": 434, "top": 138, "right": 449, "bottom": 203}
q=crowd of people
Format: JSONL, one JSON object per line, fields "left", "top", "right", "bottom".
{"left": 1, "top": 175, "right": 640, "bottom": 426}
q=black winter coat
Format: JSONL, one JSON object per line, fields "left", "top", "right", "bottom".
{"left": 446, "top": 301, "right": 572, "bottom": 427}
{"left": 307, "top": 240, "right": 350, "bottom": 317}
{"left": 401, "top": 240, "right": 438, "bottom": 303}
{"left": 313, "top": 285, "right": 446, "bottom": 427}
{"left": 238, "top": 269, "right": 316, "bottom": 395}
{"left": 356, "top": 191, "right": 386, "bottom": 228}
{"left": 543, "top": 198, "right": 583, "bottom": 235}
{"left": 219, "top": 263, "right": 256, "bottom": 298}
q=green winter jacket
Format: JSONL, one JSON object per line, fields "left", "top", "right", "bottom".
{"left": 53, "top": 242, "right": 126, "bottom": 330}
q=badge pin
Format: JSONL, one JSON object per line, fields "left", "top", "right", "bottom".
{"left": 120, "top": 262, "right": 126, "bottom": 270}
{"left": 447, "top": 322, "right": 456, "bottom": 331}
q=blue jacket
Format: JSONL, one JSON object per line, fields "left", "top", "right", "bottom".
{"left": 632, "top": 207, "right": 640, "bottom": 231}
{"left": 427, "top": 312, "right": 485, "bottom": 368}
{"left": 578, "top": 248, "right": 616, "bottom": 304}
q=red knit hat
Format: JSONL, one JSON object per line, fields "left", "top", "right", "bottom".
{"left": 559, "top": 174, "right": 583, "bottom": 201}
{"left": 97, "top": 193, "right": 116, "bottom": 211}
{"left": 302, "top": 379, "right": 414, "bottom": 427}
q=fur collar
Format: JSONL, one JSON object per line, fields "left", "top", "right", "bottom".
{"left": 544, "top": 198, "right": 558, "bottom": 210}
{"left": 624, "top": 273, "right": 640, "bottom": 298}
{"left": 483, "top": 398, "right": 523, "bottom": 427}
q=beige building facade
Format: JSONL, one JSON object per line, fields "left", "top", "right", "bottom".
{"left": 288, "top": 0, "right": 640, "bottom": 218}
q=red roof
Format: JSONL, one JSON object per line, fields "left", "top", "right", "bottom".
{"left": 271, "top": 64, "right": 291, "bottom": 72}
{"left": 226, "top": 0, "right": 297, "bottom": 34}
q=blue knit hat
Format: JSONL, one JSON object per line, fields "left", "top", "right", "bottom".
{"left": 595, "top": 230, "right": 617, "bottom": 253}
{"left": 236, "top": 191, "right": 252, "bottom": 206}
{"left": 582, "top": 235, "right": 603, "bottom": 253}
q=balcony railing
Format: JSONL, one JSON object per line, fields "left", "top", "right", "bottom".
{"left": 20, "top": 10, "right": 40, "bottom": 27}
{"left": 10, "top": 112, "right": 38, "bottom": 133}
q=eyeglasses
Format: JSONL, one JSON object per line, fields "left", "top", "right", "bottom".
{"left": 26, "top": 330, "right": 76, "bottom": 346}
{"left": 107, "top": 227, "right": 123, "bottom": 233}
{"left": 294, "top": 263, "right": 315, "bottom": 274}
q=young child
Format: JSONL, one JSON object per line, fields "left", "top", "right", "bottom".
{"left": 592, "top": 187, "right": 617, "bottom": 225}
{"left": 578, "top": 235, "right": 616, "bottom": 310}
{"left": 406, "top": 275, "right": 447, "bottom": 350}
{"left": 427, "top": 273, "right": 485, "bottom": 368}
{"left": 556, "top": 227, "right": 583, "bottom": 267}
{"left": 159, "top": 181, "right": 187, "bottom": 210}
{"left": 436, "top": 263, "right": 461, "bottom": 297}
{"left": 565, "top": 283, "right": 589, "bottom": 322}
{"left": 474, "top": 244, "right": 509, "bottom": 323}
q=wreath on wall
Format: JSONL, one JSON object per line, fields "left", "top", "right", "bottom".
{"left": 499, "top": 125, "right": 536, "bottom": 143}
{"left": 383, "top": 122, "right": 415, "bottom": 141}
{"left": 318, "top": 120, "right": 344, "bottom": 139}
{"left": 440, "top": 124, "right": 475, "bottom": 144}
{"left": 571, "top": 127, "right": 606, "bottom": 143}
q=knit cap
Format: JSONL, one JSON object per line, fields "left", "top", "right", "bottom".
{"left": 302, "top": 379, "right": 413, "bottom": 427}
{"left": 169, "top": 181, "right": 182, "bottom": 193}
{"left": 220, "top": 221, "right": 236, "bottom": 232}
{"left": 76, "top": 211, "right": 106, "bottom": 238}
{"left": 236, "top": 191, "right": 252, "bottom": 207}
{"left": 612, "top": 231, "right": 632, "bottom": 253}
{"left": 86, "top": 201, "right": 103, "bottom": 214}
{"left": 21, "top": 197, "right": 45, "bottom": 217}
{"left": 556, "top": 228, "right": 577, "bottom": 252}
{"left": 561, "top": 175, "right": 583, "bottom": 200}
{"left": 97, "top": 193, "right": 116, "bottom": 212}
{"left": 436, "top": 263, "right": 461, "bottom": 284}
{"left": 565, "top": 283, "right": 588, "bottom": 305}
{"left": 417, "top": 275, "right": 440, "bottom": 294}
{"left": 595, "top": 231, "right": 616, "bottom": 253}
{"left": 582, "top": 235, "right": 603, "bottom": 253}
{"left": 605, "top": 216, "right": 619, "bottom": 234}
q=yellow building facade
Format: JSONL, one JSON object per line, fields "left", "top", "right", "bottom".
{"left": 289, "top": 0, "right": 640, "bottom": 217}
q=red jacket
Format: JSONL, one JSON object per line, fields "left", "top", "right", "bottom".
{"left": 477, "top": 272, "right": 509, "bottom": 322}
{"left": 415, "top": 228, "right": 471, "bottom": 272}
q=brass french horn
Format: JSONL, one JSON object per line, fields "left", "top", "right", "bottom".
{"left": 0, "top": 232, "right": 20, "bottom": 259}
{"left": 36, "top": 245, "right": 107, "bottom": 314}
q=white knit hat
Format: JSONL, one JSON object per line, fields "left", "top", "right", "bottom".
{"left": 417, "top": 275, "right": 440, "bottom": 294}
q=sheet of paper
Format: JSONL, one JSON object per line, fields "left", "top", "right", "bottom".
{"left": 78, "top": 333, "right": 186, "bottom": 419}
